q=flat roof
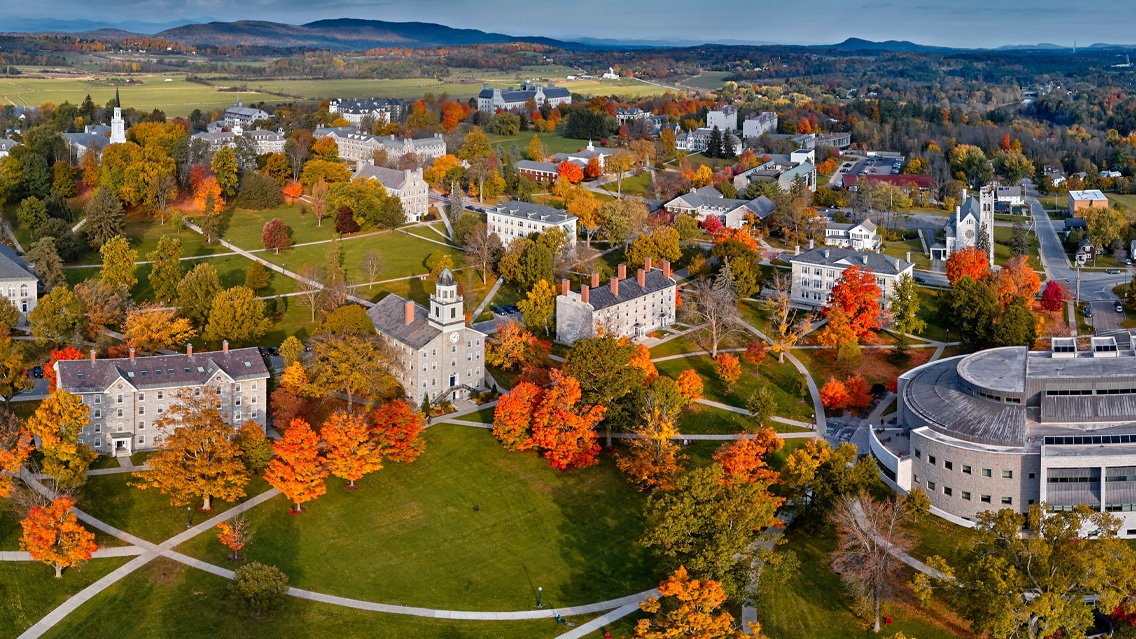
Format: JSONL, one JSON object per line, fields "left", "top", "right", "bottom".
{"left": 1069, "top": 189, "right": 1107, "bottom": 201}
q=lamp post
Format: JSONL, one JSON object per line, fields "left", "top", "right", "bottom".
{"left": 186, "top": 505, "right": 193, "bottom": 529}
{"left": 537, "top": 586, "right": 543, "bottom": 609}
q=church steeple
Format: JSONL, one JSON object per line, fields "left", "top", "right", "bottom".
{"left": 109, "top": 85, "right": 126, "bottom": 145}
{"left": 428, "top": 269, "right": 464, "bottom": 330}
{"left": 115, "top": 86, "right": 120, "bottom": 108}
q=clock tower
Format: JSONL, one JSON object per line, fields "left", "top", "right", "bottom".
{"left": 428, "top": 268, "right": 464, "bottom": 330}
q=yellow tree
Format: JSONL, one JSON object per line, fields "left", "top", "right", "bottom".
{"left": 322, "top": 411, "right": 384, "bottom": 488}
{"left": 26, "top": 390, "right": 96, "bottom": 489}
{"left": 124, "top": 305, "right": 196, "bottom": 355}
{"left": 517, "top": 279, "right": 557, "bottom": 335}
{"left": 635, "top": 566, "right": 748, "bottom": 639}
{"left": 0, "top": 410, "right": 32, "bottom": 497}
{"left": 567, "top": 189, "right": 601, "bottom": 247}
{"left": 617, "top": 378, "right": 685, "bottom": 491}
{"left": 99, "top": 235, "right": 138, "bottom": 291}
{"left": 132, "top": 389, "right": 250, "bottom": 511}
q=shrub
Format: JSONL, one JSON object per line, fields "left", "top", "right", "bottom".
{"left": 229, "top": 562, "right": 289, "bottom": 618}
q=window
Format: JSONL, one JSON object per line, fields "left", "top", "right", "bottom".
{"left": 252, "top": 381, "right": 257, "bottom": 391}
{"left": 927, "top": 481, "right": 936, "bottom": 491}
{"left": 138, "top": 421, "right": 144, "bottom": 430}
{"left": 234, "top": 397, "right": 241, "bottom": 406}
{"left": 251, "top": 409, "right": 258, "bottom": 419}
{"left": 1001, "top": 497, "right": 1012, "bottom": 505}
{"left": 94, "top": 424, "right": 102, "bottom": 433}
{"left": 94, "top": 396, "right": 101, "bottom": 405}
{"left": 234, "top": 383, "right": 241, "bottom": 392}
{"left": 137, "top": 406, "right": 144, "bottom": 415}
{"left": 928, "top": 455, "right": 936, "bottom": 465}
{"left": 94, "top": 439, "right": 102, "bottom": 448}
{"left": 157, "top": 391, "right": 163, "bottom": 400}
{"left": 1028, "top": 472, "right": 1035, "bottom": 479}
{"left": 982, "top": 468, "right": 992, "bottom": 477}
{"left": 235, "top": 411, "right": 241, "bottom": 421}
{"left": 981, "top": 495, "right": 992, "bottom": 503}
{"left": 914, "top": 449, "right": 921, "bottom": 458}
{"left": 137, "top": 436, "right": 144, "bottom": 445}
{"left": 944, "top": 461, "right": 953, "bottom": 471}
{"left": 944, "top": 487, "right": 952, "bottom": 496}
{"left": 94, "top": 409, "right": 102, "bottom": 418}
{"left": 962, "top": 465, "right": 972, "bottom": 474}
{"left": 1002, "top": 470, "right": 1013, "bottom": 479}
{"left": 962, "top": 491, "right": 971, "bottom": 500}
{"left": 117, "top": 408, "right": 123, "bottom": 418}
{"left": 251, "top": 395, "right": 256, "bottom": 404}
{"left": 117, "top": 394, "right": 123, "bottom": 404}
{"left": 19, "top": 284, "right": 27, "bottom": 297}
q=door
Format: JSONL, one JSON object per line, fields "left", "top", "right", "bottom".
{"left": 449, "top": 375, "right": 457, "bottom": 388}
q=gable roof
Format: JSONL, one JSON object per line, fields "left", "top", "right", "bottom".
{"left": 56, "top": 348, "right": 269, "bottom": 395}
{"left": 788, "top": 246, "right": 912, "bottom": 276}
{"left": 0, "top": 244, "right": 36, "bottom": 281}
{"left": 516, "top": 160, "right": 560, "bottom": 173}
{"left": 354, "top": 165, "right": 414, "bottom": 189}
{"left": 666, "top": 187, "right": 775, "bottom": 219}
{"left": 584, "top": 269, "right": 676, "bottom": 310}
{"left": 490, "top": 201, "right": 575, "bottom": 225}
{"left": 367, "top": 294, "right": 440, "bottom": 349}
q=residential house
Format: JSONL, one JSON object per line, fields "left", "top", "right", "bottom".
{"left": 54, "top": 345, "right": 270, "bottom": 456}
{"left": 663, "top": 186, "right": 775, "bottom": 228}
{"left": 996, "top": 186, "right": 1025, "bottom": 207}
{"left": 353, "top": 165, "right": 430, "bottom": 222}
{"left": 0, "top": 138, "right": 19, "bottom": 158}
{"left": 930, "top": 185, "right": 995, "bottom": 266}
{"left": 824, "top": 218, "right": 881, "bottom": 251}
{"left": 788, "top": 247, "right": 913, "bottom": 308}
{"left": 1068, "top": 189, "right": 1109, "bottom": 216}
{"left": 741, "top": 112, "right": 778, "bottom": 139}
{"left": 367, "top": 269, "right": 486, "bottom": 406}
{"left": 616, "top": 108, "right": 651, "bottom": 125}
{"left": 62, "top": 125, "right": 109, "bottom": 160}
{"left": 0, "top": 244, "right": 39, "bottom": 319}
{"left": 486, "top": 201, "right": 577, "bottom": 249}
{"left": 556, "top": 260, "right": 677, "bottom": 344}
{"left": 476, "top": 81, "right": 572, "bottom": 113}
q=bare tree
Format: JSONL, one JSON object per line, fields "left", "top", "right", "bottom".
{"left": 360, "top": 250, "right": 384, "bottom": 290}
{"left": 831, "top": 492, "right": 914, "bottom": 633}
{"left": 682, "top": 260, "right": 743, "bottom": 358}
{"left": 151, "top": 174, "right": 177, "bottom": 224}
{"left": 467, "top": 157, "right": 493, "bottom": 203}
{"left": 284, "top": 136, "right": 310, "bottom": 180}
{"left": 766, "top": 272, "right": 812, "bottom": 363}
{"left": 296, "top": 264, "right": 325, "bottom": 323}
{"left": 463, "top": 223, "right": 501, "bottom": 284}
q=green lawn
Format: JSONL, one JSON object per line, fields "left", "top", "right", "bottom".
{"left": 680, "top": 71, "right": 732, "bottom": 91}
{"left": 0, "top": 75, "right": 276, "bottom": 117}
{"left": 648, "top": 334, "right": 708, "bottom": 358}
{"left": 757, "top": 528, "right": 965, "bottom": 639}
{"left": 993, "top": 225, "right": 1042, "bottom": 271}
{"left": 0, "top": 558, "right": 130, "bottom": 637}
{"left": 486, "top": 130, "right": 594, "bottom": 158}
{"left": 175, "top": 425, "right": 658, "bottom": 610}
{"left": 600, "top": 172, "right": 656, "bottom": 198}
{"left": 462, "top": 407, "right": 498, "bottom": 424}
{"left": 677, "top": 404, "right": 807, "bottom": 435}
{"left": 655, "top": 355, "right": 814, "bottom": 423}
{"left": 257, "top": 230, "right": 464, "bottom": 283}
{"left": 77, "top": 474, "right": 273, "bottom": 544}
{"left": 222, "top": 202, "right": 337, "bottom": 251}
{"left": 915, "top": 288, "right": 949, "bottom": 343}
{"left": 39, "top": 558, "right": 580, "bottom": 639}
{"left": 881, "top": 239, "right": 930, "bottom": 269}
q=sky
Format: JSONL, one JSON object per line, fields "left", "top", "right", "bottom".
{"left": 6, "top": 0, "right": 1136, "bottom": 48}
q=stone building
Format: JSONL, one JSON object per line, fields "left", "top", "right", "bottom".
{"left": 353, "top": 165, "right": 430, "bottom": 222}
{"left": 328, "top": 98, "right": 406, "bottom": 125}
{"left": 787, "top": 246, "right": 913, "bottom": 308}
{"left": 367, "top": 269, "right": 486, "bottom": 406}
{"left": 313, "top": 128, "right": 447, "bottom": 164}
{"left": 486, "top": 201, "right": 577, "bottom": 249}
{"left": 555, "top": 259, "right": 677, "bottom": 344}
{"left": 192, "top": 123, "right": 286, "bottom": 156}
{"left": 54, "top": 345, "right": 270, "bottom": 457}
{"left": 476, "top": 81, "right": 572, "bottom": 112}
{"left": 871, "top": 337, "right": 1136, "bottom": 537}
{"left": 930, "top": 185, "right": 995, "bottom": 266}
{"left": 0, "top": 243, "right": 40, "bottom": 319}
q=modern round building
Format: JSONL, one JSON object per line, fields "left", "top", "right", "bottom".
{"left": 870, "top": 336, "right": 1136, "bottom": 536}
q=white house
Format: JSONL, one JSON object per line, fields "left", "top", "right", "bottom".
{"left": 675, "top": 127, "right": 743, "bottom": 155}
{"left": 54, "top": 345, "right": 270, "bottom": 456}
{"left": 548, "top": 140, "right": 619, "bottom": 171}
{"left": 556, "top": 260, "right": 677, "bottom": 344}
{"left": 706, "top": 106, "right": 738, "bottom": 131}
{"left": 223, "top": 100, "right": 271, "bottom": 127}
{"left": 192, "top": 123, "right": 286, "bottom": 156}
{"left": 664, "top": 186, "right": 775, "bottom": 229}
{"left": 824, "top": 218, "right": 881, "bottom": 251}
{"left": 996, "top": 186, "right": 1025, "bottom": 207}
{"left": 0, "top": 138, "right": 20, "bottom": 158}
{"left": 742, "top": 112, "right": 778, "bottom": 139}
{"left": 367, "top": 269, "right": 486, "bottom": 405}
{"left": 788, "top": 246, "right": 913, "bottom": 308}
{"left": 353, "top": 165, "right": 430, "bottom": 222}
{"left": 487, "top": 201, "right": 577, "bottom": 249}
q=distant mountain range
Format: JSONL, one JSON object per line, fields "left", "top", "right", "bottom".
{"left": 4, "top": 17, "right": 1136, "bottom": 52}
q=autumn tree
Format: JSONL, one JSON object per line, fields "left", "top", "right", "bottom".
{"left": 714, "top": 354, "right": 741, "bottom": 393}
{"left": 676, "top": 369, "right": 704, "bottom": 404}
{"left": 234, "top": 422, "right": 273, "bottom": 474}
{"left": 264, "top": 418, "right": 328, "bottom": 512}
{"left": 485, "top": 320, "right": 547, "bottom": 371}
{"left": 27, "top": 390, "right": 96, "bottom": 489}
{"left": 99, "top": 235, "right": 138, "bottom": 291}
{"left": 215, "top": 515, "right": 253, "bottom": 562}
{"left": 634, "top": 567, "right": 746, "bottom": 639}
{"left": 492, "top": 381, "right": 540, "bottom": 451}
{"left": 618, "top": 377, "right": 686, "bottom": 491}
{"left": 307, "top": 329, "right": 395, "bottom": 411}
{"left": 1040, "top": 280, "right": 1066, "bottom": 313}
{"left": 557, "top": 160, "right": 584, "bottom": 184}
{"left": 176, "top": 262, "right": 222, "bottom": 330}
{"left": 820, "top": 377, "right": 850, "bottom": 411}
{"left": 714, "top": 429, "right": 782, "bottom": 488}
{"left": 322, "top": 410, "right": 383, "bottom": 488}
{"left": 28, "top": 286, "right": 84, "bottom": 347}
{"left": 518, "top": 279, "right": 557, "bottom": 335}
{"left": 832, "top": 492, "right": 914, "bottom": 633}
{"left": 629, "top": 343, "right": 658, "bottom": 384}
{"left": 371, "top": 399, "right": 426, "bottom": 463}
{"left": 684, "top": 261, "right": 743, "bottom": 358}
{"left": 20, "top": 495, "right": 97, "bottom": 578}
{"left": 211, "top": 146, "right": 239, "bottom": 197}
{"left": 530, "top": 372, "right": 605, "bottom": 470}
{"left": 124, "top": 306, "right": 196, "bottom": 355}
{"left": 945, "top": 246, "right": 989, "bottom": 285}
{"left": 147, "top": 235, "right": 183, "bottom": 304}
{"left": 993, "top": 256, "right": 1041, "bottom": 307}
{"left": 562, "top": 335, "right": 645, "bottom": 445}
{"left": 133, "top": 389, "right": 249, "bottom": 511}
{"left": 0, "top": 409, "right": 32, "bottom": 498}
{"left": 261, "top": 218, "right": 293, "bottom": 254}
{"left": 782, "top": 439, "right": 879, "bottom": 526}
{"left": 818, "top": 265, "right": 885, "bottom": 358}
{"left": 767, "top": 273, "right": 812, "bottom": 363}
{"left": 204, "top": 287, "right": 271, "bottom": 346}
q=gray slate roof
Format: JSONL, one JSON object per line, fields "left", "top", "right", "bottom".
{"left": 667, "top": 187, "right": 775, "bottom": 219}
{"left": 0, "top": 244, "right": 36, "bottom": 281}
{"left": 490, "top": 201, "right": 575, "bottom": 224}
{"left": 0, "top": 139, "right": 20, "bottom": 153}
{"left": 515, "top": 160, "right": 559, "bottom": 173}
{"left": 56, "top": 348, "right": 269, "bottom": 395}
{"left": 477, "top": 85, "right": 571, "bottom": 102}
{"left": 367, "top": 294, "right": 440, "bottom": 349}
{"left": 788, "top": 246, "right": 912, "bottom": 276}
{"left": 354, "top": 165, "right": 409, "bottom": 189}
{"left": 586, "top": 269, "right": 675, "bottom": 310}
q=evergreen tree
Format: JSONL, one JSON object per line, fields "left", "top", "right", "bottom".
{"left": 976, "top": 222, "right": 992, "bottom": 260}
{"left": 26, "top": 238, "right": 66, "bottom": 291}
{"left": 448, "top": 181, "right": 464, "bottom": 229}
{"left": 707, "top": 126, "right": 724, "bottom": 159}
{"left": 84, "top": 186, "right": 124, "bottom": 250}
{"left": 1009, "top": 217, "right": 1029, "bottom": 258}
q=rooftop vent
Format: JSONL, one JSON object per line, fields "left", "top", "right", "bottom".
{"left": 1092, "top": 336, "right": 1119, "bottom": 358}
{"left": 1052, "top": 337, "right": 1077, "bottom": 358}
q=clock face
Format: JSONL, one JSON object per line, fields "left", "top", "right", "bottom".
{"left": 449, "top": 332, "right": 460, "bottom": 343}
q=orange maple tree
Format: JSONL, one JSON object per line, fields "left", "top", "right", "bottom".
{"left": 322, "top": 411, "right": 383, "bottom": 488}
{"left": 845, "top": 373, "right": 873, "bottom": 411}
{"left": 43, "top": 346, "right": 85, "bottom": 393}
{"left": 676, "top": 369, "right": 704, "bottom": 404}
{"left": 822, "top": 265, "right": 885, "bottom": 341}
{"left": 492, "top": 382, "right": 540, "bottom": 451}
{"left": 215, "top": 515, "right": 253, "bottom": 561}
{"left": 629, "top": 343, "right": 659, "bottom": 384}
{"left": 713, "top": 429, "right": 784, "bottom": 488}
{"left": 743, "top": 340, "right": 767, "bottom": 368}
{"left": 714, "top": 227, "right": 757, "bottom": 251}
{"left": 371, "top": 400, "right": 426, "bottom": 463}
{"left": 945, "top": 246, "right": 990, "bottom": 285}
{"left": 264, "top": 418, "right": 328, "bottom": 513}
{"left": 820, "top": 377, "right": 850, "bottom": 411}
{"left": 0, "top": 413, "right": 32, "bottom": 498}
{"left": 530, "top": 372, "right": 605, "bottom": 471}
{"left": 994, "top": 256, "right": 1041, "bottom": 307}
{"left": 20, "top": 495, "right": 97, "bottom": 578}
{"left": 584, "top": 156, "right": 603, "bottom": 179}
{"left": 557, "top": 160, "right": 584, "bottom": 184}
{"left": 193, "top": 176, "right": 223, "bottom": 210}
{"left": 714, "top": 354, "right": 742, "bottom": 393}
{"left": 485, "top": 320, "right": 548, "bottom": 371}
{"left": 282, "top": 181, "right": 303, "bottom": 203}
{"left": 635, "top": 566, "right": 746, "bottom": 639}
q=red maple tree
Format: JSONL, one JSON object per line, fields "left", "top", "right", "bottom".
{"left": 261, "top": 218, "right": 293, "bottom": 254}
{"left": 43, "top": 346, "right": 85, "bottom": 393}
{"left": 1040, "top": 280, "right": 1066, "bottom": 313}
{"left": 493, "top": 382, "right": 540, "bottom": 451}
{"left": 322, "top": 410, "right": 383, "bottom": 488}
{"left": 371, "top": 400, "right": 426, "bottom": 463}
{"left": 945, "top": 246, "right": 990, "bottom": 286}
{"left": 845, "top": 373, "right": 873, "bottom": 411}
{"left": 820, "top": 377, "right": 850, "bottom": 411}
{"left": 823, "top": 265, "right": 885, "bottom": 340}
{"left": 530, "top": 372, "right": 605, "bottom": 471}
{"left": 713, "top": 429, "right": 784, "bottom": 487}
{"left": 557, "top": 160, "right": 584, "bottom": 184}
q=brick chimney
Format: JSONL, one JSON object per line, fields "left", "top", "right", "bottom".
{"left": 644, "top": 256, "right": 652, "bottom": 271}
{"left": 618, "top": 264, "right": 626, "bottom": 280}
{"left": 610, "top": 277, "right": 619, "bottom": 296}
{"left": 129, "top": 347, "right": 135, "bottom": 362}
{"left": 222, "top": 340, "right": 229, "bottom": 353}
{"left": 405, "top": 300, "right": 415, "bottom": 325}
{"left": 581, "top": 285, "right": 590, "bottom": 304}
{"left": 591, "top": 272, "right": 599, "bottom": 288}
{"left": 89, "top": 349, "right": 96, "bottom": 363}
{"left": 561, "top": 278, "right": 570, "bottom": 297}
{"left": 187, "top": 343, "right": 193, "bottom": 356}
{"left": 637, "top": 268, "right": 645, "bottom": 287}
{"left": 662, "top": 261, "right": 672, "bottom": 279}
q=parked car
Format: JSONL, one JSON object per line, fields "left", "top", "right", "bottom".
{"left": 1083, "top": 304, "right": 1093, "bottom": 318}
{"left": 1117, "top": 301, "right": 1126, "bottom": 313}
{"left": 31, "top": 366, "right": 42, "bottom": 379}
{"left": 913, "top": 275, "right": 926, "bottom": 284}
{"left": 1107, "top": 268, "right": 1122, "bottom": 275}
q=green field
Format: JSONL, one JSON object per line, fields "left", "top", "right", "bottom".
{"left": 0, "top": 76, "right": 273, "bottom": 117}
{"left": 655, "top": 354, "right": 814, "bottom": 423}
{"left": 0, "top": 558, "right": 131, "bottom": 637}
{"left": 175, "top": 425, "right": 657, "bottom": 611}
{"left": 678, "top": 72, "right": 731, "bottom": 92}
{"left": 256, "top": 229, "right": 464, "bottom": 284}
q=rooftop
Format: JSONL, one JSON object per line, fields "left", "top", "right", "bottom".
{"left": 490, "top": 201, "right": 575, "bottom": 225}
{"left": 56, "top": 348, "right": 269, "bottom": 395}
{"left": 1069, "top": 189, "right": 1108, "bottom": 201}
{"left": 367, "top": 294, "right": 440, "bottom": 349}
{"left": 788, "top": 246, "right": 912, "bottom": 276}
{"left": 575, "top": 268, "right": 676, "bottom": 310}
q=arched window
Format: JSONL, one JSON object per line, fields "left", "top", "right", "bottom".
{"left": 19, "top": 284, "right": 27, "bottom": 297}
